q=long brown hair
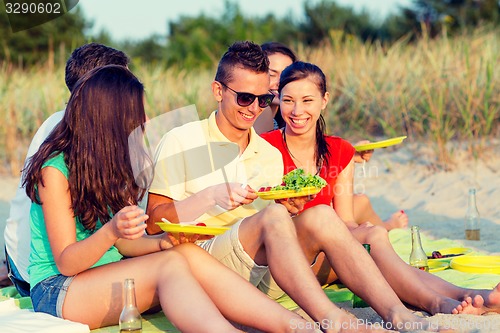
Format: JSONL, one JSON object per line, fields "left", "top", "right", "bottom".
{"left": 24, "top": 65, "right": 151, "bottom": 231}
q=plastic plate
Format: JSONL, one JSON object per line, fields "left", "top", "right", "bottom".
{"left": 155, "top": 222, "right": 229, "bottom": 236}
{"left": 450, "top": 256, "right": 500, "bottom": 274}
{"left": 353, "top": 136, "right": 407, "bottom": 152}
{"left": 428, "top": 261, "right": 449, "bottom": 273}
{"left": 426, "top": 247, "right": 472, "bottom": 262}
{"left": 256, "top": 186, "right": 322, "bottom": 200}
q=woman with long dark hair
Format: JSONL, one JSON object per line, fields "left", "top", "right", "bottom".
{"left": 23, "top": 65, "right": 315, "bottom": 332}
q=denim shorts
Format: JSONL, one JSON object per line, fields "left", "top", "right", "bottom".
{"left": 5, "top": 248, "right": 31, "bottom": 297}
{"left": 30, "top": 274, "right": 75, "bottom": 318}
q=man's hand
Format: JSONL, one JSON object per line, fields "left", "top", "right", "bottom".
{"left": 212, "top": 183, "right": 257, "bottom": 210}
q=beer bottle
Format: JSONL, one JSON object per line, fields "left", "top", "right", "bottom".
{"left": 465, "top": 188, "right": 480, "bottom": 240}
{"left": 409, "top": 226, "right": 429, "bottom": 272}
{"left": 119, "top": 278, "right": 142, "bottom": 333}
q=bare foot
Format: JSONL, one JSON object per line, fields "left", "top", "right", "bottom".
{"left": 433, "top": 295, "right": 482, "bottom": 315}
{"left": 471, "top": 282, "right": 500, "bottom": 314}
{"left": 384, "top": 210, "right": 409, "bottom": 230}
{"left": 450, "top": 296, "right": 482, "bottom": 315}
{"left": 385, "top": 305, "right": 437, "bottom": 332}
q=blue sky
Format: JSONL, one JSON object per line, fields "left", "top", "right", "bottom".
{"left": 78, "top": 0, "right": 412, "bottom": 41}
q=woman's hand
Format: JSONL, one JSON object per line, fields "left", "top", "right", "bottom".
{"left": 353, "top": 140, "right": 374, "bottom": 164}
{"left": 166, "top": 231, "right": 214, "bottom": 246}
{"left": 276, "top": 194, "right": 316, "bottom": 216}
{"left": 111, "top": 205, "right": 148, "bottom": 240}
{"left": 159, "top": 232, "right": 175, "bottom": 250}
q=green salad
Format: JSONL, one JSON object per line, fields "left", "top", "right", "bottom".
{"left": 272, "top": 169, "right": 327, "bottom": 192}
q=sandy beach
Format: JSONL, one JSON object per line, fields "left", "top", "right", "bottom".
{"left": 1, "top": 140, "right": 499, "bottom": 332}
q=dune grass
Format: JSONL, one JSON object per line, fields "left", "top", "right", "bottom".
{"left": 1, "top": 27, "right": 499, "bottom": 175}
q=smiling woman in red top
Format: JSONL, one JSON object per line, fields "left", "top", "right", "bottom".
{"left": 261, "top": 61, "right": 500, "bottom": 317}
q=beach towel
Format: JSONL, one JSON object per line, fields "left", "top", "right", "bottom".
{"left": 1, "top": 229, "right": 499, "bottom": 332}
{"left": 0, "top": 289, "right": 89, "bottom": 333}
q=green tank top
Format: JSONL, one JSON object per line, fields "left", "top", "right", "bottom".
{"left": 29, "top": 153, "right": 123, "bottom": 288}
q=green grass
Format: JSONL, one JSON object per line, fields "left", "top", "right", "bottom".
{"left": 1, "top": 27, "right": 499, "bottom": 174}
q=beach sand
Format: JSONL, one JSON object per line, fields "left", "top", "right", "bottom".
{"left": 351, "top": 141, "right": 500, "bottom": 332}
{"left": 0, "top": 141, "right": 499, "bottom": 332}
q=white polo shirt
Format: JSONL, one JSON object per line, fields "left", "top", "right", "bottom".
{"left": 4, "top": 110, "right": 65, "bottom": 282}
{"left": 149, "top": 111, "right": 284, "bottom": 226}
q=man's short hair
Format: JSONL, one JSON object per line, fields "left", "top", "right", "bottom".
{"left": 214, "top": 41, "right": 269, "bottom": 84}
{"left": 65, "top": 43, "right": 129, "bottom": 92}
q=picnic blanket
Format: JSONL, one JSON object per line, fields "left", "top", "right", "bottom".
{"left": 1, "top": 228, "right": 499, "bottom": 333}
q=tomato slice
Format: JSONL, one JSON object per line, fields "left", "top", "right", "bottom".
{"left": 196, "top": 222, "right": 206, "bottom": 227}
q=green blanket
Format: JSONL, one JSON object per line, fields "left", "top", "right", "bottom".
{"left": 2, "top": 229, "right": 499, "bottom": 332}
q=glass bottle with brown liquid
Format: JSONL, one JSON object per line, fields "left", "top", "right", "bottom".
{"left": 119, "top": 278, "right": 142, "bottom": 333}
{"left": 465, "top": 188, "right": 480, "bottom": 240}
{"left": 409, "top": 226, "right": 429, "bottom": 272}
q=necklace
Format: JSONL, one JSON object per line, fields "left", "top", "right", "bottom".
{"left": 282, "top": 130, "right": 322, "bottom": 175}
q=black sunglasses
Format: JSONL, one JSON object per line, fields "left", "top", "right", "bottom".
{"left": 219, "top": 82, "right": 274, "bottom": 108}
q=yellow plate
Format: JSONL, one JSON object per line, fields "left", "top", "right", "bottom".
{"left": 450, "top": 256, "right": 500, "bottom": 274}
{"left": 353, "top": 136, "right": 407, "bottom": 152}
{"left": 426, "top": 247, "right": 472, "bottom": 262}
{"left": 429, "top": 261, "right": 449, "bottom": 273}
{"left": 256, "top": 186, "right": 322, "bottom": 200}
{"left": 155, "top": 222, "right": 229, "bottom": 236}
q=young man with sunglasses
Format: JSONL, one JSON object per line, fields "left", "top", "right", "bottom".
{"left": 146, "top": 41, "right": 428, "bottom": 332}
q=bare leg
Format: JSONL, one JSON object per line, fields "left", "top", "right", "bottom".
{"left": 170, "top": 243, "right": 317, "bottom": 333}
{"left": 348, "top": 224, "right": 484, "bottom": 315}
{"left": 407, "top": 267, "right": 500, "bottom": 314}
{"left": 293, "top": 205, "right": 432, "bottom": 330}
{"left": 353, "top": 194, "right": 408, "bottom": 230}
{"left": 239, "top": 204, "right": 383, "bottom": 332}
{"left": 63, "top": 247, "right": 241, "bottom": 332}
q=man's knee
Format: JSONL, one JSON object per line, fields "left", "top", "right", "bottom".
{"left": 258, "top": 204, "right": 295, "bottom": 235}
{"left": 299, "top": 204, "right": 343, "bottom": 230}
